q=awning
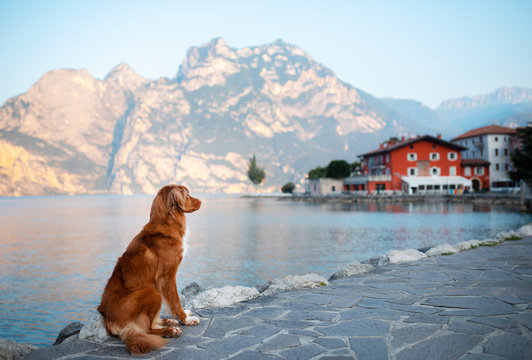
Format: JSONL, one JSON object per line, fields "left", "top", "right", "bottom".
{"left": 401, "top": 176, "right": 472, "bottom": 188}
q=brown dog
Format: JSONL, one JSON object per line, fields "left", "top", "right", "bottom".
{"left": 98, "top": 184, "right": 201, "bottom": 355}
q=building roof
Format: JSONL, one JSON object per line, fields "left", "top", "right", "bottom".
{"left": 452, "top": 125, "right": 516, "bottom": 141}
{"left": 359, "top": 135, "right": 466, "bottom": 157}
{"left": 461, "top": 158, "right": 490, "bottom": 166}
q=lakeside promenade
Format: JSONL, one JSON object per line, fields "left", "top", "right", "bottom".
{"left": 24, "top": 237, "right": 532, "bottom": 359}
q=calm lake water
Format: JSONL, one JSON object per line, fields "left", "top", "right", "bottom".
{"left": 0, "top": 194, "right": 530, "bottom": 346}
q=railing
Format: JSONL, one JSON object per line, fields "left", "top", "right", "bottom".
{"left": 344, "top": 174, "right": 392, "bottom": 184}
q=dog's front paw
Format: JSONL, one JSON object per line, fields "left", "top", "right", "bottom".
{"left": 182, "top": 315, "right": 200, "bottom": 326}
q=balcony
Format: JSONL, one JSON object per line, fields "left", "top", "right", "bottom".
{"left": 345, "top": 174, "right": 392, "bottom": 184}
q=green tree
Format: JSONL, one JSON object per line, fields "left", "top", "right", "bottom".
{"left": 247, "top": 155, "right": 266, "bottom": 186}
{"left": 510, "top": 123, "right": 532, "bottom": 185}
{"left": 350, "top": 161, "right": 362, "bottom": 175}
{"left": 326, "top": 160, "right": 351, "bottom": 179}
{"left": 308, "top": 166, "right": 327, "bottom": 180}
{"left": 281, "top": 182, "right": 296, "bottom": 193}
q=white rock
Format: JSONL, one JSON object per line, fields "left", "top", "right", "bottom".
{"left": 496, "top": 230, "right": 519, "bottom": 240}
{"left": 479, "top": 238, "right": 500, "bottom": 246}
{"left": 426, "top": 243, "right": 459, "bottom": 257}
{"left": 379, "top": 249, "right": 427, "bottom": 265}
{"left": 0, "top": 338, "right": 38, "bottom": 360}
{"left": 518, "top": 224, "right": 532, "bottom": 237}
{"left": 78, "top": 314, "right": 110, "bottom": 342}
{"left": 262, "top": 273, "right": 328, "bottom": 296}
{"left": 455, "top": 240, "right": 481, "bottom": 251}
{"left": 190, "top": 286, "right": 259, "bottom": 309}
{"left": 329, "top": 261, "right": 374, "bottom": 280}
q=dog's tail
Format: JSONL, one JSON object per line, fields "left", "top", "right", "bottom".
{"left": 119, "top": 324, "right": 168, "bottom": 355}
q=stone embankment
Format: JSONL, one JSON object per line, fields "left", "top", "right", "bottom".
{"left": 284, "top": 193, "right": 525, "bottom": 207}
{"left": 2, "top": 224, "right": 531, "bottom": 359}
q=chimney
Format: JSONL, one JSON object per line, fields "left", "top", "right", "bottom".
{"left": 437, "top": 134, "right": 442, "bottom": 139}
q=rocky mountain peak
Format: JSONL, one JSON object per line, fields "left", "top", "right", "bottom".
{"left": 438, "top": 86, "right": 532, "bottom": 110}
{"left": 104, "top": 63, "right": 147, "bottom": 91}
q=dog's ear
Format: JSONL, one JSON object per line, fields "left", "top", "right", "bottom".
{"left": 168, "top": 186, "right": 187, "bottom": 211}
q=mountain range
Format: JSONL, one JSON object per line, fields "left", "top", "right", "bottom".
{"left": 1, "top": 38, "right": 531, "bottom": 196}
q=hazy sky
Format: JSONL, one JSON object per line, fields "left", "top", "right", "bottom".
{"left": 1, "top": 0, "right": 531, "bottom": 108}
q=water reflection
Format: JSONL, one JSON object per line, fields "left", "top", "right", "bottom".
{"left": 0, "top": 195, "right": 530, "bottom": 346}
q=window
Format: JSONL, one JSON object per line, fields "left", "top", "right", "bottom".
{"left": 495, "top": 136, "right": 498, "bottom": 142}
{"left": 332, "top": 186, "right": 336, "bottom": 192}
{"left": 472, "top": 150, "right": 475, "bottom": 157}
{"left": 495, "top": 149, "right": 499, "bottom": 156}
{"left": 443, "top": 184, "right": 448, "bottom": 190}
{"left": 448, "top": 152, "right": 458, "bottom": 161}
{"left": 504, "top": 137, "right": 507, "bottom": 142}
{"left": 431, "top": 167, "right": 441, "bottom": 176}
{"left": 408, "top": 167, "right": 418, "bottom": 176}
{"left": 505, "top": 164, "right": 509, "bottom": 171}
{"left": 385, "top": 167, "right": 390, "bottom": 175}
{"left": 386, "top": 153, "right": 389, "bottom": 163}
{"left": 495, "top": 164, "right": 500, "bottom": 171}
{"left": 427, "top": 185, "right": 433, "bottom": 190}
{"left": 430, "top": 152, "right": 440, "bottom": 161}
{"left": 464, "top": 167, "right": 471, "bottom": 176}
{"left": 435, "top": 185, "right": 441, "bottom": 190}
{"left": 450, "top": 166, "right": 456, "bottom": 176}
{"left": 504, "top": 149, "right": 508, "bottom": 156}
{"left": 407, "top": 153, "right": 417, "bottom": 161}
{"left": 475, "top": 167, "right": 484, "bottom": 175}
{"left": 419, "top": 185, "right": 425, "bottom": 190}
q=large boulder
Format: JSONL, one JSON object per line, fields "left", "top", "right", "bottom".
{"left": 190, "top": 286, "right": 260, "bottom": 309}
{"left": 0, "top": 338, "right": 38, "bottom": 360}
{"left": 261, "top": 273, "right": 328, "bottom": 296}
{"left": 329, "top": 261, "right": 374, "bottom": 281}
{"left": 518, "top": 224, "right": 532, "bottom": 236}
{"left": 426, "top": 243, "right": 459, "bottom": 257}
{"left": 455, "top": 240, "right": 481, "bottom": 251}
{"left": 54, "top": 321, "right": 84, "bottom": 345}
{"left": 78, "top": 314, "right": 110, "bottom": 342}
{"left": 379, "top": 249, "right": 427, "bottom": 265}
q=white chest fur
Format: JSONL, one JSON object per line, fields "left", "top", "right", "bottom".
{"left": 182, "top": 226, "right": 190, "bottom": 258}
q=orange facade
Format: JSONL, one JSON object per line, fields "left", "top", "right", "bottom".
{"left": 357, "top": 136, "right": 466, "bottom": 193}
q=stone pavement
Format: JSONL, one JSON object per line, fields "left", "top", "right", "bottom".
{"left": 27, "top": 238, "right": 532, "bottom": 359}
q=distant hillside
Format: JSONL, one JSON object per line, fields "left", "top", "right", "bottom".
{"left": 0, "top": 38, "right": 423, "bottom": 196}
{"left": 435, "top": 87, "right": 532, "bottom": 131}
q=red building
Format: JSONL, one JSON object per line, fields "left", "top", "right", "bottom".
{"left": 345, "top": 135, "right": 472, "bottom": 194}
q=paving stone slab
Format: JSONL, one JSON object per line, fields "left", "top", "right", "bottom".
{"left": 256, "top": 334, "right": 301, "bottom": 352}
{"left": 395, "top": 333, "right": 482, "bottom": 360}
{"left": 197, "top": 335, "right": 262, "bottom": 356}
{"left": 315, "top": 318, "right": 391, "bottom": 336}
{"left": 482, "top": 332, "right": 532, "bottom": 360}
{"left": 25, "top": 340, "right": 100, "bottom": 360}
{"left": 278, "top": 343, "right": 325, "bottom": 360}
{"left": 391, "top": 324, "right": 441, "bottom": 348}
{"left": 313, "top": 337, "right": 347, "bottom": 349}
{"left": 349, "top": 337, "right": 388, "bottom": 360}
{"left": 202, "top": 317, "right": 256, "bottom": 339}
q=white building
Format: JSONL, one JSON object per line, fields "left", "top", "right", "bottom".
{"left": 452, "top": 125, "right": 517, "bottom": 192}
{"left": 307, "top": 178, "right": 344, "bottom": 196}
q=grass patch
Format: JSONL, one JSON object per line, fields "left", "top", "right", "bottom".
{"left": 441, "top": 252, "right": 455, "bottom": 256}
{"left": 480, "top": 242, "right": 497, "bottom": 247}
{"left": 319, "top": 282, "right": 327, "bottom": 287}
{"left": 505, "top": 235, "right": 523, "bottom": 241}
{"left": 470, "top": 245, "right": 479, "bottom": 249}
